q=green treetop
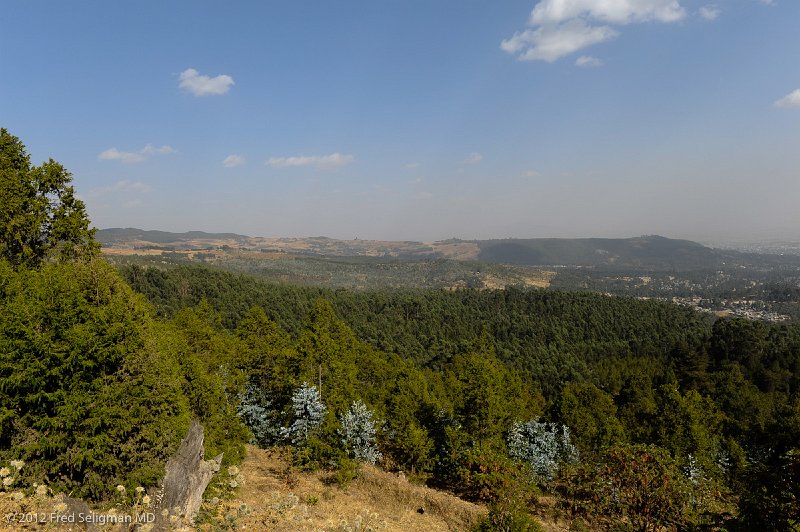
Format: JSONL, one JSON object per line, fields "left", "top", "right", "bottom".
{"left": 0, "top": 128, "right": 97, "bottom": 268}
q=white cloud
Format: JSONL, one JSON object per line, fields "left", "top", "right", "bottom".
{"left": 143, "top": 145, "right": 174, "bottom": 156}
{"left": 759, "top": 0, "right": 774, "bottom": 5}
{"left": 774, "top": 89, "right": 800, "bottom": 109}
{"left": 405, "top": 162, "right": 420, "bottom": 169}
{"left": 266, "top": 153, "right": 355, "bottom": 169}
{"left": 699, "top": 5, "right": 721, "bottom": 20}
{"left": 525, "top": 170, "right": 542, "bottom": 177}
{"left": 503, "top": 0, "right": 686, "bottom": 63}
{"left": 88, "top": 179, "right": 153, "bottom": 198}
{"left": 98, "top": 148, "right": 142, "bottom": 163}
{"left": 530, "top": 0, "right": 686, "bottom": 25}
{"left": 464, "top": 152, "right": 483, "bottom": 164}
{"left": 223, "top": 154, "right": 245, "bottom": 168}
{"left": 503, "top": 20, "right": 618, "bottom": 62}
{"left": 179, "top": 68, "right": 235, "bottom": 96}
{"left": 98, "top": 144, "right": 174, "bottom": 164}
{"left": 576, "top": 55, "right": 604, "bottom": 67}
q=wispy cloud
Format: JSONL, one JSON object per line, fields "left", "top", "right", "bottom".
{"left": 88, "top": 179, "right": 153, "bottom": 198}
{"left": 266, "top": 153, "right": 355, "bottom": 169}
{"left": 576, "top": 55, "right": 603, "bottom": 67}
{"left": 464, "top": 152, "right": 483, "bottom": 164}
{"left": 405, "top": 162, "right": 420, "bottom": 169}
{"left": 223, "top": 154, "right": 245, "bottom": 167}
{"left": 98, "top": 144, "right": 174, "bottom": 164}
{"left": 502, "top": 20, "right": 617, "bottom": 63}
{"left": 774, "top": 89, "right": 800, "bottom": 109}
{"left": 179, "top": 68, "right": 234, "bottom": 96}
{"left": 503, "top": 0, "right": 686, "bottom": 63}
{"left": 530, "top": 0, "right": 686, "bottom": 25}
{"left": 699, "top": 5, "right": 721, "bottom": 20}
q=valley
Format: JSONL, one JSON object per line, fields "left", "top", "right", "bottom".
{"left": 99, "top": 228, "right": 800, "bottom": 322}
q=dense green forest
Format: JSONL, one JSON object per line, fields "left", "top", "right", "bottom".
{"left": 2, "top": 128, "right": 799, "bottom": 530}
{"left": 119, "top": 264, "right": 713, "bottom": 390}
{"left": 118, "top": 263, "right": 800, "bottom": 529}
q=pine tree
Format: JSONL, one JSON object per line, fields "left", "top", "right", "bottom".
{"left": 556, "top": 382, "right": 626, "bottom": 454}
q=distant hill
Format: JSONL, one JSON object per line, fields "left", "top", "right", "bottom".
{"left": 97, "top": 227, "right": 251, "bottom": 245}
{"left": 97, "top": 228, "right": 800, "bottom": 272}
{"left": 476, "top": 235, "right": 722, "bottom": 270}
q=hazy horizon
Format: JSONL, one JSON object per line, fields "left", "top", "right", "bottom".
{"left": 96, "top": 225, "right": 800, "bottom": 249}
{"left": 2, "top": 1, "right": 798, "bottom": 244}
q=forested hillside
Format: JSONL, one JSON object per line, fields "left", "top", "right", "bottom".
{"left": 2, "top": 129, "right": 798, "bottom": 530}
{"left": 120, "top": 265, "right": 713, "bottom": 392}
{"left": 119, "top": 263, "right": 800, "bottom": 529}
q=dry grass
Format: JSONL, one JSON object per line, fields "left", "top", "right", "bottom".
{"left": 101, "top": 235, "right": 483, "bottom": 261}
{"left": 481, "top": 269, "right": 555, "bottom": 290}
{"left": 429, "top": 242, "right": 481, "bottom": 261}
{"left": 101, "top": 247, "right": 164, "bottom": 256}
{"left": 204, "top": 445, "right": 487, "bottom": 531}
{"left": 1, "top": 447, "right": 574, "bottom": 531}
{"left": 0, "top": 491, "right": 151, "bottom": 532}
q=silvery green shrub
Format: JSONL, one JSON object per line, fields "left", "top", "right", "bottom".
{"left": 237, "top": 385, "right": 282, "bottom": 446}
{"left": 339, "top": 400, "right": 382, "bottom": 464}
{"left": 281, "top": 383, "right": 326, "bottom": 445}
{"left": 508, "top": 419, "right": 578, "bottom": 479}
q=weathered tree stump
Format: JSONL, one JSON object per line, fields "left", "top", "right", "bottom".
{"left": 153, "top": 420, "right": 222, "bottom": 529}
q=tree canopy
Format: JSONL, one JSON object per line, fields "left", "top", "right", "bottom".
{"left": 0, "top": 128, "right": 97, "bottom": 268}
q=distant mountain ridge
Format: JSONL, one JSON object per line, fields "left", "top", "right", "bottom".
{"left": 475, "top": 235, "right": 720, "bottom": 270}
{"left": 97, "top": 227, "right": 251, "bottom": 244}
{"left": 97, "top": 228, "right": 800, "bottom": 272}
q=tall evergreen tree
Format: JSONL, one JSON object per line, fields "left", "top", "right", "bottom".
{"left": 0, "top": 128, "right": 97, "bottom": 268}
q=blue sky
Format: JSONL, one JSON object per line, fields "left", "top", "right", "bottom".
{"left": 2, "top": 0, "right": 798, "bottom": 242}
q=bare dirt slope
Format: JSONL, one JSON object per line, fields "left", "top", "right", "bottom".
{"left": 213, "top": 445, "right": 487, "bottom": 531}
